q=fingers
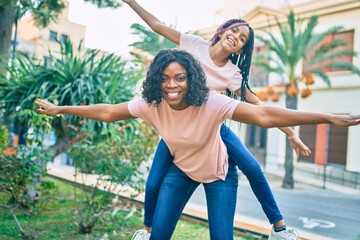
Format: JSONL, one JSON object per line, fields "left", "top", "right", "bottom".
{"left": 301, "top": 148, "right": 311, "bottom": 157}
{"left": 34, "top": 99, "right": 46, "bottom": 108}
{"left": 294, "top": 147, "right": 311, "bottom": 157}
{"left": 35, "top": 98, "right": 51, "bottom": 107}
{"left": 342, "top": 116, "right": 360, "bottom": 127}
{"left": 290, "top": 139, "right": 311, "bottom": 157}
{"left": 34, "top": 99, "right": 47, "bottom": 112}
{"left": 299, "top": 144, "right": 311, "bottom": 157}
{"left": 337, "top": 115, "right": 360, "bottom": 127}
{"left": 34, "top": 98, "right": 56, "bottom": 115}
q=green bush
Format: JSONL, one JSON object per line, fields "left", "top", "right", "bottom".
{"left": 0, "top": 145, "right": 56, "bottom": 239}
{"left": 69, "top": 121, "right": 158, "bottom": 234}
{"left": 0, "top": 125, "right": 8, "bottom": 152}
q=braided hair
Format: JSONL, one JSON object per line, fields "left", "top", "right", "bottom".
{"left": 210, "top": 19, "right": 255, "bottom": 102}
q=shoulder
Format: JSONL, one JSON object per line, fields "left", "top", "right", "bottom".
{"left": 180, "top": 33, "right": 208, "bottom": 48}
{"left": 207, "top": 91, "right": 234, "bottom": 104}
{"left": 128, "top": 97, "right": 154, "bottom": 115}
{"left": 181, "top": 33, "right": 204, "bottom": 41}
{"left": 204, "top": 91, "right": 240, "bottom": 120}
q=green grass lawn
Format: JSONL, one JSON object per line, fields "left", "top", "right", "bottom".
{"left": 0, "top": 177, "right": 255, "bottom": 240}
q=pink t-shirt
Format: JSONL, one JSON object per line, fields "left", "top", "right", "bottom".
{"left": 128, "top": 92, "right": 239, "bottom": 183}
{"left": 179, "top": 33, "right": 242, "bottom": 93}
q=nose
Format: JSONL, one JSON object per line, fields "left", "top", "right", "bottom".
{"left": 234, "top": 34, "right": 240, "bottom": 43}
{"left": 166, "top": 78, "right": 177, "bottom": 88}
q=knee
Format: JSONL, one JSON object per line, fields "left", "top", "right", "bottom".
{"left": 146, "top": 178, "right": 162, "bottom": 194}
{"left": 241, "top": 160, "right": 264, "bottom": 179}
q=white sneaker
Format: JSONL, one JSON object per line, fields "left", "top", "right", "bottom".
{"left": 131, "top": 229, "right": 151, "bottom": 240}
{"left": 268, "top": 226, "right": 300, "bottom": 240}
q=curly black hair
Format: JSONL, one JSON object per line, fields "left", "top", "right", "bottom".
{"left": 142, "top": 49, "right": 209, "bottom": 106}
{"left": 210, "top": 19, "right": 255, "bottom": 102}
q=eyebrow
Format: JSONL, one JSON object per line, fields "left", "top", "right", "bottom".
{"left": 233, "top": 26, "right": 240, "bottom": 31}
{"left": 232, "top": 26, "right": 248, "bottom": 41}
{"left": 162, "top": 72, "right": 187, "bottom": 77}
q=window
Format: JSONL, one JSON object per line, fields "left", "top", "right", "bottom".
{"left": 327, "top": 125, "right": 348, "bottom": 166}
{"left": 299, "top": 124, "right": 348, "bottom": 166}
{"left": 299, "top": 125, "right": 316, "bottom": 163}
{"left": 49, "top": 31, "right": 57, "bottom": 41}
{"left": 251, "top": 45, "right": 269, "bottom": 87}
{"left": 61, "top": 34, "right": 69, "bottom": 43}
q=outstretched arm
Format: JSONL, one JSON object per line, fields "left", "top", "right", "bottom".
{"left": 123, "top": 0, "right": 181, "bottom": 44}
{"left": 231, "top": 100, "right": 360, "bottom": 128}
{"left": 34, "top": 99, "right": 135, "bottom": 122}
{"left": 236, "top": 88, "right": 311, "bottom": 156}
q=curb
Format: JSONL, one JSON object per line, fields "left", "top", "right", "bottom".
{"left": 46, "top": 164, "right": 330, "bottom": 240}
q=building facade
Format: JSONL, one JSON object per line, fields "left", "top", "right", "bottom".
{"left": 198, "top": 0, "right": 360, "bottom": 188}
{"left": 14, "top": 2, "right": 87, "bottom": 62}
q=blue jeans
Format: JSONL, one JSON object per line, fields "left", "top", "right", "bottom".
{"left": 145, "top": 124, "right": 283, "bottom": 226}
{"left": 150, "top": 162, "right": 238, "bottom": 240}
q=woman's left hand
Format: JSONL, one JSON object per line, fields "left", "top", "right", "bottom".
{"left": 288, "top": 135, "right": 311, "bottom": 157}
{"left": 331, "top": 115, "right": 360, "bottom": 127}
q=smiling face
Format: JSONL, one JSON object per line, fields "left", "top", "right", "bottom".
{"left": 161, "top": 61, "right": 189, "bottom": 110}
{"left": 219, "top": 24, "right": 250, "bottom": 54}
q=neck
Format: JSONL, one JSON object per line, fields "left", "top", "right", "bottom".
{"left": 209, "top": 45, "right": 230, "bottom": 67}
{"left": 170, "top": 104, "right": 189, "bottom": 111}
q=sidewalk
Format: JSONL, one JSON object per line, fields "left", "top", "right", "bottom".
{"left": 47, "top": 162, "right": 330, "bottom": 240}
{"left": 265, "top": 163, "right": 360, "bottom": 195}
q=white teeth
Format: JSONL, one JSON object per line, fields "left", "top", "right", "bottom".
{"left": 167, "top": 92, "right": 179, "bottom": 96}
{"left": 227, "top": 38, "right": 235, "bottom": 46}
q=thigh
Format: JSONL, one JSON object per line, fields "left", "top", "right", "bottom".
{"left": 146, "top": 139, "right": 174, "bottom": 188}
{"left": 220, "top": 124, "right": 263, "bottom": 174}
{"left": 150, "top": 164, "right": 199, "bottom": 240}
{"left": 204, "top": 163, "right": 238, "bottom": 240}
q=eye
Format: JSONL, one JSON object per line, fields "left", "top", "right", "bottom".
{"left": 177, "top": 76, "right": 187, "bottom": 82}
{"left": 162, "top": 76, "right": 168, "bottom": 82}
{"left": 231, "top": 27, "right": 239, "bottom": 33}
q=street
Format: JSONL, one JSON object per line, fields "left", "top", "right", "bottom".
{"left": 187, "top": 174, "right": 360, "bottom": 240}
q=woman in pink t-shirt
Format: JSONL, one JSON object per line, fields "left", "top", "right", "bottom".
{"left": 122, "top": 1, "right": 310, "bottom": 239}
{"left": 35, "top": 49, "right": 360, "bottom": 240}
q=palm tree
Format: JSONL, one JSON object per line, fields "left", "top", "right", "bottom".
{"left": 0, "top": 40, "right": 140, "bottom": 158}
{"left": 129, "top": 23, "right": 177, "bottom": 56}
{"left": 253, "top": 10, "right": 360, "bottom": 189}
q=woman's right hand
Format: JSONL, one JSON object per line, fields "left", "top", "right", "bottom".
{"left": 34, "top": 99, "right": 61, "bottom": 116}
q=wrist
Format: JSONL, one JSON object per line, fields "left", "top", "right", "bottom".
{"left": 58, "top": 106, "right": 65, "bottom": 114}
{"left": 287, "top": 135, "right": 296, "bottom": 140}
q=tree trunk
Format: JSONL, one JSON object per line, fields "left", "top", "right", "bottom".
{"left": 282, "top": 89, "right": 298, "bottom": 189}
{"left": 47, "top": 135, "right": 72, "bottom": 159}
{"left": 0, "top": 4, "right": 16, "bottom": 75}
